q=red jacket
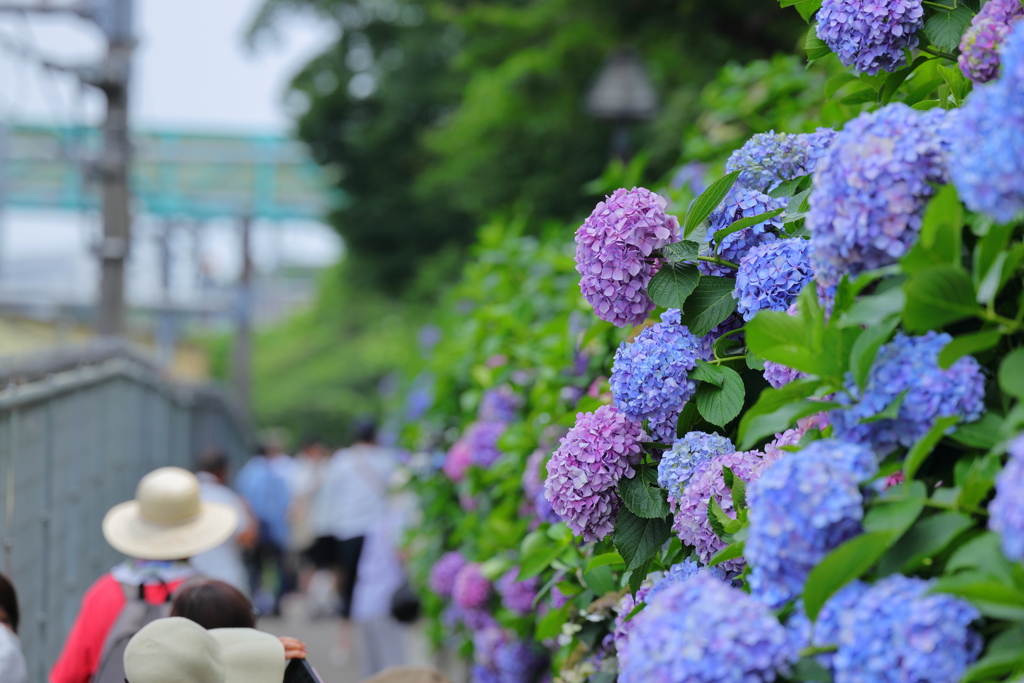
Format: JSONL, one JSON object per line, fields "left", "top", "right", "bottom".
{"left": 50, "top": 573, "right": 187, "bottom": 683}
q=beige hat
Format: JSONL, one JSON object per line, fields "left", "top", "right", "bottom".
{"left": 103, "top": 467, "right": 239, "bottom": 561}
{"left": 124, "top": 617, "right": 225, "bottom": 683}
{"left": 360, "top": 667, "right": 451, "bottom": 683}
{"left": 210, "top": 628, "right": 286, "bottom": 683}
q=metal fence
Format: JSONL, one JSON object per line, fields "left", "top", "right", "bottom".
{"left": 0, "top": 343, "right": 251, "bottom": 681}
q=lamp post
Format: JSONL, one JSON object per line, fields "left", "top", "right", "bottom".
{"left": 584, "top": 48, "right": 659, "bottom": 162}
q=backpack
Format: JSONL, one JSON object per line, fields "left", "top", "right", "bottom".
{"left": 93, "top": 580, "right": 176, "bottom": 683}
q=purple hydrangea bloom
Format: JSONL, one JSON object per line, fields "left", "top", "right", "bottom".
{"left": 429, "top": 551, "right": 467, "bottom": 598}
{"left": 989, "top": 434, "right": 1024, "bottom": 561}
{"left": 464, "top": 421, "right": 507, "bottom": 468}
{"left": 453, "top": 563, "right": 491, "bottom": 610}
{"left": 444, "top": 438, "right": 472, "bottom": 482}
{"left": 831, "top": 332, "right": 986, "bottom": 455}
{"left": 949, "top": 22, "right": 1024, "bottom": 222}
{"left": 533, "top": 489, "right": 561, "bottom": 526}
{"left": 493, "top": 640, "right": 549, "bottom": 683}
{"left": 734, "top": 238, "right": 815, "bottom": 321}
{"left": 522, "top": 449, "right": 548, "bottom": 500}
{"left": 610, "top": 309, "right": 704, "bottom": 422}
{"left": 480, "top": 386, "right": 522, "bottom": 422}
{"left": 959, "top": 0, "right": 1024, "bottom": 83}
{"left": 747, "top": 440, "right": 876, "bottom": 607}
{"left": 833, "top": 575, "right": 981, "bottom": 683}
{"left": 671, "top": 161, "right": 709, "bottom": 195}
{"left": 658, "top": 431, "right": 735, "bottom": 501}
{"left": 496, "top": 568, "right": 539, "bottom": 615}
{"left": 619, "top": 573, "right": 798, "bottom": 683}
{"left": 575, "top": 187, "right": 680, "bottom": 328}
{"left": 815, "top": 0, "right": 924, "bottom": 75}
{"left": 646, "top": 410, "right": 681, "bottom": 444}
{"left": 543, "top": 405, "right": 644, "bottom": 541}
{"left": 646, "top": 558, "right": 728, "bottom": 604}
{"left": 727, "top": 129, "right": 838, "bottom": 192}
{"left": 788, "top": 582, "right": 869, "bottom": 672}
{"left": 549, "top": 585, "right": 571, "bottom": 610}
{"left": 808, "top": 104, "right": 949, "bottom": 286}
{"left": 471, "top": 666, "right": 500, "bottom": 683}
{"left": 671, "top": 449, "right": 779, "bottom": 570}
{"left": 763, "top": 360, "right": 804, "bottom": 388}
{"left": 612, "top": 585, "right": 652, "bottom": 654}
{"left": 701, "top": 188, "right": 786, "bottom": 277}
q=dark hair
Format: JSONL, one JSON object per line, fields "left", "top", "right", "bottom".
{"left": 170, "top": 579, "right": 256, "bottom": 629}
{"left": 299, "top": 435, "right": 323, "bottom": 451}
{"left": 355, "top": 418, "right": 377, "bottom": 444}
{"left": 0, "top": 573, "right": 20, "bottom": 633}
{"left": 196, "top": 449, "right": 229, "bottom": 477}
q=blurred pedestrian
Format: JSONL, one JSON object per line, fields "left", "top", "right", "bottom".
{"left": 328, "top": 419, "right": 396, "bottom": 662}
{"left": 0, "top": 573, "right": 27, "bottom": 683}
{"left": 191, "top": 450, "right": 258, "bottom": 596}
{"left": 235, "top": 445, "right": 291, "bottom": 616}
{"left": 289, "top": 435, "right": 338, "bottom": 618}
{"left": 51, "top": 467, "right": 238, "bottom": 683}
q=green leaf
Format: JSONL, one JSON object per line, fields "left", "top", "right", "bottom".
{"left": 878, "top": 512, "right": 973, "bottom": 575}
{"left": 647, "top": 264, "right": 700, "bottom": 310}
{"left": 628, "top": 558, "right": 653, "bottom": 596}
{"left": 582, "top": 564, "right": 616, "bottom": 595}
{"left": 584, "top": 552, "right": 624, "bottom": 573}
{"left": 684, "top": 171, "right": 740, "bottom": 238}
{"left": 958, "top": 451, "right": 1002, "bottom": 509}
{"left": 938, "top": 330, "right": 1002, "bottom": 369}
{"left": 924, "top": 7, "right": 974, "bottom": 52}
{"left": 840, "top": 287, "right": 905, "bottom": 327}
{"left": 903, "top": 265, "right": 977, "bottom": 332}
{"left": 663, "top": 240, "right": 700, "bottom": 263}
{"left": 849, "top": 316, "right": 899, "bottom": 391}
{"left": 519, "top": 539, "right": 567, "bottom": 580}
{"left": 949, "top": 413, "right": 1003, "bottom": 450}
{"left": 932, "top": 571, "right": 1024, "bottom": 620}
{"left": 903, "top": 416, "right": 959, "bottom": 479}
{"left": 859, "top": 388, "right": 907, "bottom": 423}
{"left": 947, "top": 532, "right": 1015, "bottom": 584}
{"left": 910, "top": 99, "right": 943, "bottom": 110}
{"left": 713, "top": 208, "right": 785, "bottom": 254}
{"left": 620, "top": 465, "right": 671, "bottom": 519}
{"left": 678, "top": 276, "right": 738, "bottom": 337}
{"left": 695, "top": 365, "right": 745, "bottom": 427}
{"left": 738, "top": 384, "right": 836, "bottom": 450}
{"left": 792, "top": 658, "right": 832, "bottom": 682}
{"left": 780, "top": 0, "right": 824, "bottom": 22}
{"left": 729, "top": 468, "right": 748, "bottom": 511}
{"left": 709, "top": 541, "right": 745, "bottom": 567}
{"left": 880, "top": 55, "right": 931, "bottom": 106}
{"left": 999, "top": 348, "right": 1024, "bottom": 399}
{"left": 919, "top": 185, "right": 963, "bottom": 262}
{"left": 805, "top": 26, "right": 832, "bottom": 59}
{"left": 863, "top": 482, "right": 925, "bottom": 537}
{"left": 804, "top": 531, "right": 896, "bottom": 620}
{"left": 691, "top": 359, "right": 725, "bottom": 387}
{"left": 706, "top": 496, "right": 734, "bottom": 540}
{"left": 962, "top": 626, "right": 1024, "bottom": 683}
{"left": 839, "top": 88, "right": 878, "bottom": 105}
{"left": 535, "top": 602, "right": 573, "bottom": 640}
{"left": 937, "top": 63, "right": 971, "bottom": 105}
{"left": 613, "top": 508, "right": 672, "bottom": 571}
{"left": 825, "top": 71, "right": 857, "bottom": 97}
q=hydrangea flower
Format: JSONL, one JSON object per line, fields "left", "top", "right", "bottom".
{"left": 543, "top": 405, "right": 644, "bottom": 541}
{"left": 619, "top": 573, "right": 798, "bottom": 683}
{"left": 747, "top": 440, "right": 876, "bottom": 607}
{"left": 949, "top": 22, "right": 1024, "bottom": 222}
{"left": 989, "top": 434, "right": 1024, "bottom": 561}
{"left": 658, "top": 432, "right": 735, "bottom": 501}
{"left": 816, "top": 0, "right": 924, "bottom": 75}
{"left": 671, "top": 449, "right": 778, "bottom": 570}
{"left": 808, "top": 104, "right": 948, "bottom": 286}
{"left": 444, "top": 438, "right": 472, "bottom": 482}
{"left": 522, "top": 449, "right": 547, "bottom": 500}
{"left": 549, "top": 585, "right": 571, "bottom": 610}
{"left": 429, "top": 551, "right": 467, "bottom": 598}
{"left": 959, "top": 0, "right": 1024, "bottom": 83}
{"left": 453, "top": 563, "right": 491, "bottom": 610}
{"left": 612, "top": 585, "right": 652, "bottom": 653}
{"left": 496, "top": 568, "right": 539, "bottom": 615}
{"left": 831, "top": 332, "right": 985, "bottom": 455}
{"left": 832, "top": 575, "right": 981, "bottom": 683}
{"left": 479, "top": 386, "right": 521, "bottom": 422}
{"left": 493, "top": 640, "right": 549, "bottom": 683}
{"left": 734, "top": 238, "right": 815, "bottom": 321}
{"left": 575, "top": 187, "right": 680, "bottom": 327}
{"left": 763, "top": 360, "right": 803, "bottom": 388}
{"left": 727, "top": 129, "right": 837, "bottom": 192}
{"left": 701, "top": 189, "right": 786, "bottom": 277}
{"left": 610, "top": 309, "right": 704, "bottom": 422}
{"left": 467, "top": 421, "right": 508, "bottom": 467}
{"left": 646, "top": 558, "right": 728, "bottom": 604}
{"left": 670, "top": 161, "right": 709, "bottom": 194}
{"left": 646, "top": 410, "right": 681, "bottom": 445}
{"left": 787, "top": 582, "right": 869, "bottom": 672}
{"left": 532, "top": 489, "right": 561, "bottom": 526}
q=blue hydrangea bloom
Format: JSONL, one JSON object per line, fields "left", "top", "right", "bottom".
{"left": 787, "top": 582, "right": 870, "bottom": 672}
{"left": 619, "top": 573, "right": 798, "bottom": 683}
{"left": 479, "top": 386, "right": 521, "bottom": 422}
{"left": 808, "top": 104, "right": 949, "bottom": 286}
{"left": 831, "top": 332, "right": 986, "bottom": 455}
{"left": 959, "top": 0, "right": 1024, "bottom": 84}
{"left": 763, "top": 360, "right": 803, "bottom": 388}
{"left": 493, "top": 640, "right": 548, "bottom": 683}
{"left": 990, "top": 433, "right": 1024, "bottom": 561}
{"left": 646, "top": 558, "right": 728, "bottom": 604}
{"left": 949, "top": 22, "right": 1024, "bottom": 222}
{"left": 702, "top": 188, "right": 786, "bottom": 277}
{"left": 657, "top": 431, "right": 735, "bottom": 501}
{"left": 747, "top": 440, "right": 875, "bottom": 607}
{"left": 611, "top": 309, "right": 704, "bottom": 422}
{"left": 734, "top": 238, "right": 815, "bottom": 321}
{"left": 816, "top": 0, "right": 924, "bottom": 75}
{"left": 833, "top": 575, "right": 981, "bottom": 683}
{"left": 727, "top": 129, "right": 838, "bottom": 192}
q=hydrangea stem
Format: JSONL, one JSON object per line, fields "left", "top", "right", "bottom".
{"left": 920, "top": 46, "right": 958, "bottom": 61}
{"left": 696, "top": 255, "right": 739, "bottom": 270}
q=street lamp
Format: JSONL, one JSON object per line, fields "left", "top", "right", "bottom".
{"left": 585, "top": 48, "right": 659, "bottom": 162}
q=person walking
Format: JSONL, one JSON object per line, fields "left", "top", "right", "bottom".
{"left": 0, "top": 573, "right": 27, "bottom": 683}
{"left": 235, "top": 446, "right": 291, "bottom": 616}
{"left": 50, "top": 467, "right": 238, "bottom": 683}
{"left": 288, "top": 436, "right": 338, "bottom": 617}
{"left": 191, "top": 450, "right": 258, "bottom": 596}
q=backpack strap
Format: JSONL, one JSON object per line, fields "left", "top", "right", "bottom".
{"left": 93, "top": 578, "right": 179, "bottom": 683}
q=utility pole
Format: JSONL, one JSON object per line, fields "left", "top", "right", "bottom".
{"left": 232, "top": 216, "right": 253, "bottom": 417}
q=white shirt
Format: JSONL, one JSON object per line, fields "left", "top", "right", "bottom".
{"left": 0, "top": 627, "right": 28, "bottom": 683}
{"left": 290, "top": 455, "right": 334, "bottom": 537}
{"left": 190, "top": 472, "right": 253, "bottom": 595}
{"left": 328, "top": 444, "right": 395, "bottom": 540}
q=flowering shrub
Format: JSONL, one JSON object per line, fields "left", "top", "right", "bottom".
{"left": 394, "top": 4, "right": 1024, "bottom": 682}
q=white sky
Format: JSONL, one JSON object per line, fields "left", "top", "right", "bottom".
{"left": 0, "top": 0, "right": 343, "bottom": 307}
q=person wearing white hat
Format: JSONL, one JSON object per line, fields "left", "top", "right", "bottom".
{"left": 51, "top": 467, "right": 239, "bottom": 683}
{"left": 123, "top": 617, "right": 288, "bottom": 683}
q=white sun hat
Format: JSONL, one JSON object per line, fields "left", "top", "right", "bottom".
{"left": 124, "top": 617, "right": 225, "bottom": 683}
{"left": 103, "top": 467, "right": 239, "bottom": 561}
{"left": 210, "top": 628, "right": 287, "bottom": 683}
